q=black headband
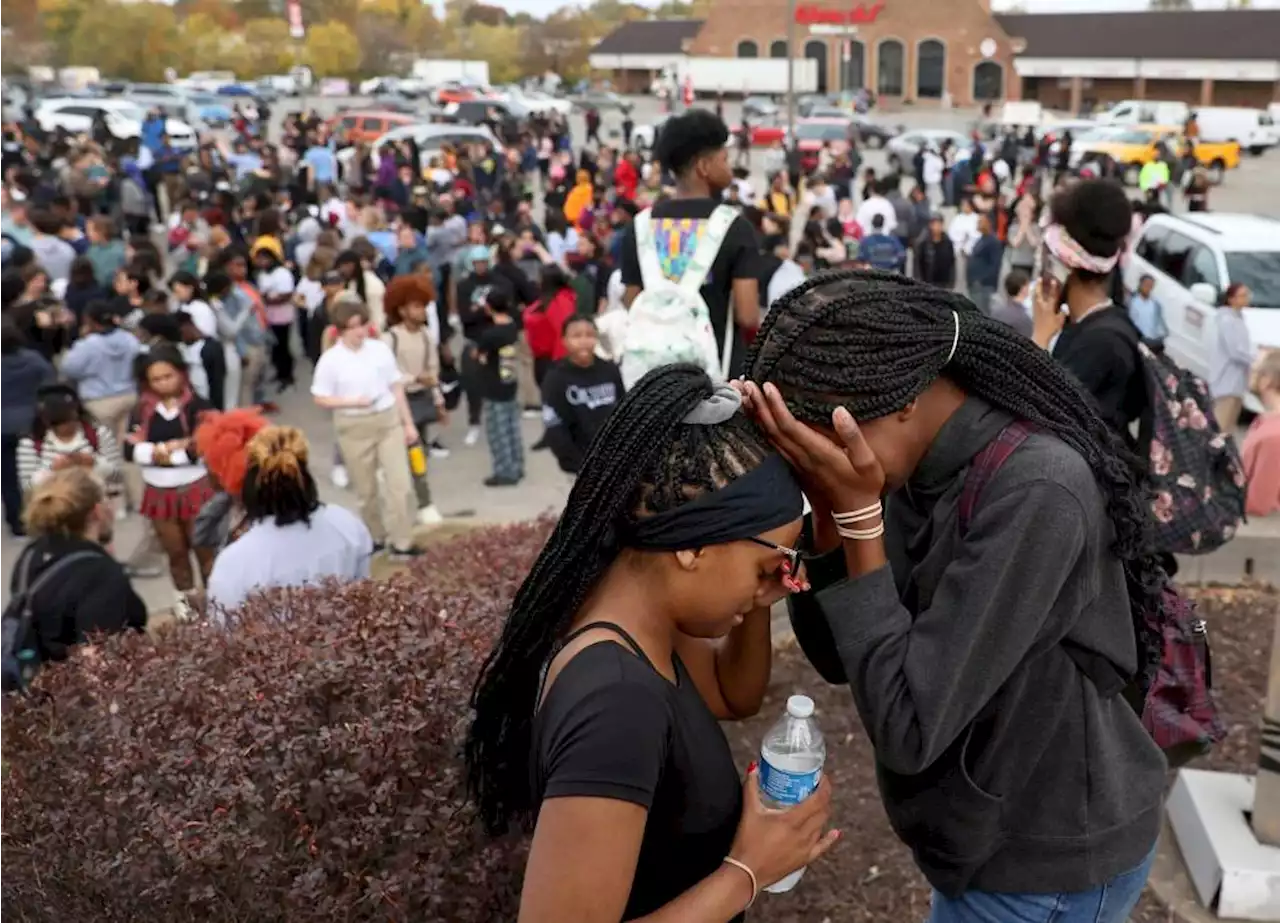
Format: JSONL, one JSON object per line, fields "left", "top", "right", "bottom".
{"left": 625, "top": 454, "right": 805, "bottom": 551}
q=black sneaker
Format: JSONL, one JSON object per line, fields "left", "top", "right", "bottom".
{"left": 484, "top": 475, "right": 521, "bottom": 487}
{"left": 388, "top": 545, "right": 423, "bottom": 560}
{"left": 372, "top": 541, "right": 386, "bottom": 555}
{"left": 531, "top": 437, "right": 549, "bottom": 451}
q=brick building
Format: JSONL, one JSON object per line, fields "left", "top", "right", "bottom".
{"left": 590, "top": 6, "right": 1280, "bottom": 110}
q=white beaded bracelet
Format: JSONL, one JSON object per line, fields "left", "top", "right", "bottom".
{"left": 836, "top": 521, "right": 886, "bottom": 541}
{"left": 832, "top": 501, "right": 883, "bottom": 525}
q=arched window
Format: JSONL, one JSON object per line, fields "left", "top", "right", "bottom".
{"left": 843, "top": 40, "right": 865, "bottom": 91}
{"left": 736, "top": 40, "right": 759, "bottom": 58}
{"left": 769, "top": 39, "right": 788, "bottom": 58}
{"left": 877, "top": 39, "right": 904, "bottom": 96}
{"left": 804, "top": 40, "right": 829, "bottom": 93}
{"left": 916, "top": 39, "right": 945, "bottom": 99}
{"left": 973, "top": 61, "right": 1004, "bottom": 100}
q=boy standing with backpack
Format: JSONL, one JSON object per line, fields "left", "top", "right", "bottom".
{"left": 618, "top": 109, "right": 762, "bottom": 386}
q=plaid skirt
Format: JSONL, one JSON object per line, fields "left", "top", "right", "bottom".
{"left": 140, "top": 477, "right": 215, "bottom": 523}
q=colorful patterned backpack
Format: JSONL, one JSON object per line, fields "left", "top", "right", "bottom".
{"left": 1137, "top": 342, "right": 1247, "bottom": 555}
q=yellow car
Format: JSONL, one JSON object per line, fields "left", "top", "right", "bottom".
{"left": 1076, "top": 124, "right": 1241, "bottom": 185}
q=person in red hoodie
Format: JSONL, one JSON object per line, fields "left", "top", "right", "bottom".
{"left": 614, "top": 151, "right": 640, "bottom": 203}
{"left": 522, "top": 264, "right": 579, "bottom": 387}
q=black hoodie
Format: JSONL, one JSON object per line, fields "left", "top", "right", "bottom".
{"left": 540, "top": 356, "right": 624, "bottom": 474}
{"left": 9, "top": 535, "right": 147, "bottom": 667}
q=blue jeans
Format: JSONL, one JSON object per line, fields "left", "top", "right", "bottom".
{"left": 927, "top": 848, "right": 1155, "bottom": 923}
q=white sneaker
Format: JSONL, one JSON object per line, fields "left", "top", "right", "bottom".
{"left": 331, "top": 465, "right": 350, "bottom": 489}
{"left": 428, "top": 443, "right": 451, "bottom": 459}
{"left": 522, "top": 407, "right": 541, "bottom": 420}
{"left": 464, "top": 426, "right": 481, "bottom": 447}
{"left": 417, "top": 504, "right": 444, "bottom": 526}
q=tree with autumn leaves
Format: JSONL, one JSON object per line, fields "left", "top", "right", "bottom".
{"left": 0, "top": 0, "right": 678, "bottom": 83}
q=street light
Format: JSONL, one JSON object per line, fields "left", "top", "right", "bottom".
{"left": 786, "top": 0, "right": 796, "bottom": 141}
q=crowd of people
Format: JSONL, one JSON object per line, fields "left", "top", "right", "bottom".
{"left": 1, "top": 88, "right": 1278, "bottom": 923}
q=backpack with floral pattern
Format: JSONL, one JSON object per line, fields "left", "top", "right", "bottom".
{"left": 1137, "top": 342, "right": 1246, "bottom": 555}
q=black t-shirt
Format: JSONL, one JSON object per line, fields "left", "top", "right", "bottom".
{"left": 476, "top": 320, "right": 521, "bottom": 402}
{"left": 619, "top": 197, "right": 762, "bottom": 379}
{"left": 457, "top": 271, "right": 516, "bottom": 342}
{"left": 1052, "top": 305, "right": 1147, "bottom": 443}
{"left": 534, "top": 634, "right": 742, "bottom": 922}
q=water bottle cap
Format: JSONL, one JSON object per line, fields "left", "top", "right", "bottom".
{"left": 786, "top": 694, "right": 814, "bottom": 719}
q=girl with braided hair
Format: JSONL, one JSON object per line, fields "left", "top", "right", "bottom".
{"left": 467, "top": 365, "right": 837, "bottom": 923}
{"left": 742, "top": 269, "right": 1167, "bottom": 923}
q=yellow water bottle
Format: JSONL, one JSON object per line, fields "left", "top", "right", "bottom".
{"left": 408, "top": 443, "right": 427, "bottom": 477}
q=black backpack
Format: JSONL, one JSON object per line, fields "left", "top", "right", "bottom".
{"left": 2, "top": 550, "right": 99, "bottom": 693}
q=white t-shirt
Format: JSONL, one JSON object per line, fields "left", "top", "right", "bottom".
{"left": 176, "top": 298, "right": 218, "bottom": 339}
{"left": 856, "top": 196, "right": 897, "bottom": 238}
{"left": 923, "top": 151, "right": 945, "bottom": 185}
{"left": 311, "top": 337, "right": 401, "bottom": 415}
{"left": 948, "top": 212, "right": 981, "bottom": 256}
{"left": 296, "top": 278, "right": 326, "bottom": 315}
{"left": 207, "top": 504, "right": 373, "bottom": 620}
{"left": 258, "top": 266, "right": 297, "bottom": 327}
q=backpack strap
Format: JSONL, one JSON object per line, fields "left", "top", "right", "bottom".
{"left": 679, "top": 205, "right": 737, "bottom": 296}
{"left": 957, "top": 421, "right": 1130, "bottom": 699}
{"left": 23, "top": 551, "right": 101, "bottom": 600}
{"left": 957, "top": 421, "right": 1037, "bottom": 535}
{"left": 633, "top": 209, "right": 663, "bottom": 290}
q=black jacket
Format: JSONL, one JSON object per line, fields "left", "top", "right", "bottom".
{"left": 9, "top": 536, "right": 147, "bottom": 666}
{"left": 914, "top": 235, "right": 956, "bottom": 290}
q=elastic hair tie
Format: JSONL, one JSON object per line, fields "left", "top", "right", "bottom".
{"left": 945, "top": 309, "right": 960, "bottom": 366}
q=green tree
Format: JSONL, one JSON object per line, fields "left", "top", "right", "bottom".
{"left": 303, "top": 19, "right": 361, "bottom": 77}
{"left": 68, "top": 0, "right": 184, "bottom": 81}
{"left": 242, "top": 17, "right": 296, "bottom": 76}
{"left": 37, "top": 0, "right": 94, "bottom": 67}
{"left": 1148, "top": 0, "right": 1192, "bottom": 8}
{"left": 462, "top": 22, "right": 521, "bottom": 83}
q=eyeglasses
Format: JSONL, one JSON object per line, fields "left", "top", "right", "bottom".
{"left": 746, "top": 537, "right": 810, "bottom": 592}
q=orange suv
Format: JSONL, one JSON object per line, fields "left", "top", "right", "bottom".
{"left": 325, "top": 110, "right": 416, "bottom": 145}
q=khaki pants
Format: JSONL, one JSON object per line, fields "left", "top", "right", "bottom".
{"left": 516, "top": 336, "right": 539, "bottom": 409}
{"left": 238, "top": 344, "right": 267, "bottom": 409}
{"left": 85, "top": 391, "right": 139, "bottom": 507}
{"left": 1214, "top": 395, "right": 1244, "bottom": 436}
{"left": 334, "top": 407, "right": 415, "bottom": 550}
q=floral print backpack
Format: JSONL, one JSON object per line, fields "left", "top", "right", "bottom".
{"left": 1137, "top": 342, "right": 1247, "bottom": 555}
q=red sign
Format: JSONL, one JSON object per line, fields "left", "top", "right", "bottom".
{"left": 794, "top": 2, "right": 885, "bottom": 25}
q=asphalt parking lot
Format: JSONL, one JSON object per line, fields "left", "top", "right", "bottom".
{"left": 281, "top": 93, "right": 1280, "bottom": 218}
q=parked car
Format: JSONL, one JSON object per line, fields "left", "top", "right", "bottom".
{"left": 1191, "top": 107, "right": 1278, "bottom": 156}
{"left": 1122, "top": 212, "right": 1280, "bottom": 412}
{"left": 324, "top": 109, "right": 416, "bottom": 145}
{"left": 505, "top": 88, "right": 573, "bottom": 117}
{"left": 796, "top": 94, "right": 838, "bottom": 117}
{"left": 849, "top": 115, "right": 897, "bottom": 149}
{"left": 216, "top": 83, "right": 258, "bottom": 98}
{"left": 571, "top": 90, "right": 630, "bottom": 113}
{"left": 1071, "top": 125, "right": 1240, "bottom": 186}
{"left": 730, "top": 116, "right": 786, "bottom": 147}
{"left": 793, "top": 118, "right": 851, "bottom": 171}
{"left": 433, "top": 82, "right": 488, "bottom": 105}
{"left": 886, "top": 128, "right": 969, "bottom": 170}
{"left": 336, "top": 122, "right": 502, "bottom": 172}
{"left": 632, "top": 114, "right": 670, "bottom": 151}
{"left": 35, "top": 97, "right": 197, "bottom": 149}
{"left": 742, "top": 96, "right": 779, "bottom": 120}
{"left": 188, "top": 93, "right": 234, "bottom": 129}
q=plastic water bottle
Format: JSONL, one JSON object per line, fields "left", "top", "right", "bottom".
{"left": 758, "top": 694, "right": 826, "bottom": 894}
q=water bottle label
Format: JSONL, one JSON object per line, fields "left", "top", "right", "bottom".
{"left": 759, "top": 761, "right": 821, "bottom": 806}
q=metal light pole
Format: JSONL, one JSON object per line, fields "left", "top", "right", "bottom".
{"left": 786, "top": 0, "right": 796, "bottom": 143}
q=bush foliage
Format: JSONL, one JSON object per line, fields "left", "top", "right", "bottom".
{"left": 1, "top": 520, "right": 555, "bottom": 923}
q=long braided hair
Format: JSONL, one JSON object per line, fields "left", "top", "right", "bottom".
{"left": 747, "top": 269, "right": 1164, "bottom": 691}
{"left": 467, "top": 364, "right": 775, "bottom": 836}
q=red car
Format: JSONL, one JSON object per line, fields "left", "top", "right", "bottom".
{"left": 731, "top": 118, "right": 786, "bottom": 147}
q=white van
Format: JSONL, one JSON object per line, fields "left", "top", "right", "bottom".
{"left": 1191, "top": 107, "right": 1277, "bottom": 155}
{"left": 1094, "top": 99, "right": 1189, "bottom": 128}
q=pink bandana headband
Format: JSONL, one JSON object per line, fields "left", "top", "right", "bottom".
{"left": 1042, "top": 221, "right": 1123, "bottom": 275}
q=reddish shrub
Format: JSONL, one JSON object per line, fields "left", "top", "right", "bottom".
{"left": 1, "top": 520, "right": 554, "bottom": 923}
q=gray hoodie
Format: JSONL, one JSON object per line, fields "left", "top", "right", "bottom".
{"left": 788, "top": 397, "right": 1164, "bottom": 897}
{"left": 59, "top": 328, "right": 140, "bottom": 401}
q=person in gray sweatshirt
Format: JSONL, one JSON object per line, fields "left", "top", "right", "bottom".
{"left": 59, "top": 301, "right": 140, "bottom": 469}
{"left": 743, "top": 270, "right": 1167, "bottom": 923}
